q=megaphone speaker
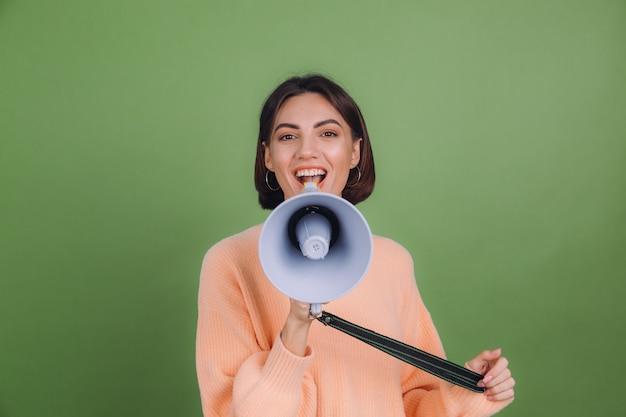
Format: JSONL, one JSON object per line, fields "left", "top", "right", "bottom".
{"left": 259, "top": 183, "right": 373, "bottom": 315}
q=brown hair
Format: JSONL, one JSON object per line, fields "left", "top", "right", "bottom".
{"left": 254, "top": 74, "right": 375, "bottom": 209}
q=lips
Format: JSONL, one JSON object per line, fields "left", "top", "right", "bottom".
{"left": 295, "top": 168, "right": 326, "bottom": 185}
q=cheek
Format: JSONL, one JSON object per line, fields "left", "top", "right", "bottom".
{"left": 329, "top": 149, "right": 353, "bottom": 183}
{"left": 267, "top": 148, "right": 290, "bottom": 170}
{"left": 335, "top": 142, "right": 357, "bottom": 168}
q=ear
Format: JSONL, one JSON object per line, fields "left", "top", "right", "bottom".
{"left": 263, "top": 142, "right": 274, "bottom": 171}
{"left": 350, "top": 138, "right": 362, "bottom": 168}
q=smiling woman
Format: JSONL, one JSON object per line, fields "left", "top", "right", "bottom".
{"left": 263, "top": 93, "right": 361, "bottom": 200}
{"left": 195, "top": 74, "right": 515, "bottom": 417}
{"left": 253, "top": 75, "right": 376, "bottom": 210}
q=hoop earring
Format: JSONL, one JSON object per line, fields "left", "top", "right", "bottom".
{"left": 265, "top": 170, "right": 280, "bottom": 191}
{"left": 347, "top": 166, "right": 361, "bottom": 188}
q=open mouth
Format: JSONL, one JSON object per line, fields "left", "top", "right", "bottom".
{"left": 296, "top": 168, "right": 326, "bottom": 186}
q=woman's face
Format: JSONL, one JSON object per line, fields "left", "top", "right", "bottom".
{"left": 264, "top": 93, "right": 361, "bottom": 201}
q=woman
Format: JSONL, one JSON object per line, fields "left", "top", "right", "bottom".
{"left": 196, "top": 74, "right": 515, "bottom": 417}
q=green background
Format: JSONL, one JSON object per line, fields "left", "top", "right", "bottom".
{"left": 1, "top": 1, "right": 624, "bottom": 416}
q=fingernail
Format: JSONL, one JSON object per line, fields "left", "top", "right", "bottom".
{"left": 483, "top": 375, "right": 493, "bottom": 384}
{"left": 477, "top": 381, "right": 485, "bottom": 388}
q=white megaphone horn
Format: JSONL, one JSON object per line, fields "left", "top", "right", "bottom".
{"left": 259, "top": 183, "right": 373, "bottom": 315}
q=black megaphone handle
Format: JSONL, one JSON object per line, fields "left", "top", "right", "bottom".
{"left": 317, "top": 311, "right": 485, "bottom": 393}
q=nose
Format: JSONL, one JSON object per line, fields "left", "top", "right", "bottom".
{"left": 296, "top": 135, "right": 319, "bottom": 159}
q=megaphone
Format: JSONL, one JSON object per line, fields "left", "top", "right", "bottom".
{"left": 259, "top": 183, "right": 373, "bottom": 315}
{"left": 259, "top": 185, "right": 487, "bottom": 394}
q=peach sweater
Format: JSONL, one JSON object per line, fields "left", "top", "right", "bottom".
{"left": 196, "top": 225, "right": 511, "bottom": 417}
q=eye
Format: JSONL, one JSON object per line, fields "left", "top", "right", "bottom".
{"left": 321, "top": 131, "right": 337, "bottom": 137}
{"left": 279, "top": 133, "right": 296, "bottom": 141}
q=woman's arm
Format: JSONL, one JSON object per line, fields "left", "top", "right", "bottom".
{"left": 389, "top": 244, "right": 514, "bottom": 417}
{"left": 196, "top": 240, "right": 317, "bottom": 417}
{"left": 280, "top": 299, "right": 316, "bottom": 356}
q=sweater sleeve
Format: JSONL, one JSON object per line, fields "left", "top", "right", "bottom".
{"left": 196, "top": 237, "right": 317, "bottom": 417}
{"left": 394, "top": 247, "right": 513, "bottom": 417}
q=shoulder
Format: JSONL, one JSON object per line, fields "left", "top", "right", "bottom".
{"left": 208, "top": 224, "right": 262, "bottom": 250}
{"left": 372, "top": 235, "right": 413, "bottom": 265}
{"left": 369, "top": 235, "right": 416, "bottom": 284}
{"left": 202, "top": 224, "right": 263, "bottom": 264}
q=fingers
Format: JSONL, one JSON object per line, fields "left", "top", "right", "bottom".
{"left": 484, "top": 356, "right": 509, "bottom": 384}
{"left": 288, "top": 299, "right": 314, "bottom": 322}
{"left": 484, "top": 373, "right": 515, "bottom": 401}
{"left": 288, "top": 299, "right": 325, "bottom": 321}
{"left": 467, "top": 349, "right": 515, "bottom": 402}
{"left": 466, "top": 348, "right": 502, "bottom": 375}
{"left": 480, "top": 356, "right": 515, "bottom": 402}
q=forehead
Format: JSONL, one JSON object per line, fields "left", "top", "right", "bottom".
{"left": 274, "top": 93, "right": 345, "bottom": 125}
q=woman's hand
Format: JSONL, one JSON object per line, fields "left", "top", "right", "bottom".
{"left": 280, "top": 299, "right": 318, "bottom": 356}
{"left": 288, "top": 299, "right": 320, "bottom": 322}
{"left": 466, "top": 348, "right": 515, "bottom": 401}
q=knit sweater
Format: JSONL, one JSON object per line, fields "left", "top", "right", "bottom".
{"left": 196, "top": 224, "right": 512, "bottom": 417}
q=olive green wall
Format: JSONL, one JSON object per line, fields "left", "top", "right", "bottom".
{"left": 1, "top": 1, "right": 624, "bottom": 416}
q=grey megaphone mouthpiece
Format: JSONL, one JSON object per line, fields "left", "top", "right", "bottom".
{"left": 295, "top": 211, "right": 332, "bottom": 260}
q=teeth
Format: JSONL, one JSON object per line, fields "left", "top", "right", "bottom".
{"left": 296, "top": 168, "right": 326, "bottom": 177}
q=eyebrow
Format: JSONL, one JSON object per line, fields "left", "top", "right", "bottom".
{"left": 273, "top": 123, "right": 299, "bottom": 133}
{"left": 273, "top": 119, "right": 343, "bottom": 133}
{"left": 315, "top": 119, "right": 343, "bottom": 129}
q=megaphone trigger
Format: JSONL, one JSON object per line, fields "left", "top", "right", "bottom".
{"left": 310, "top": 303, "right": 323, "bottom": 317}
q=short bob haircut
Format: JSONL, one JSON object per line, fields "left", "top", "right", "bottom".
{"left": 254, "top": 74, "right": 375, "bottom": 210}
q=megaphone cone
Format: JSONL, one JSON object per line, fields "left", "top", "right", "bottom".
{"left": 259, "top": 183, "right": 373, "bottom": 315}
